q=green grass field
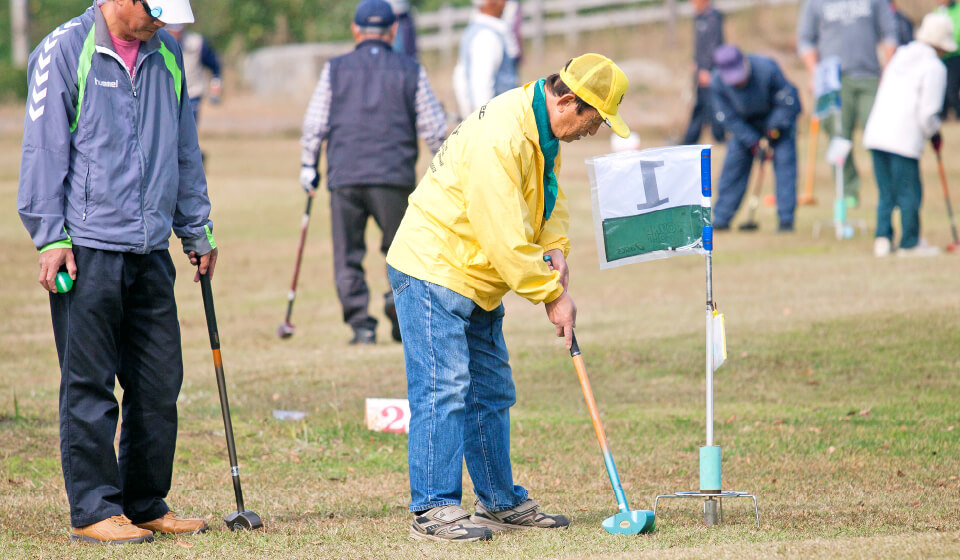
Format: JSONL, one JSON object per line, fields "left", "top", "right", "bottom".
{"left": 1, "top": 5, "right": 959, "bottom": 557}
{"left": 2, "top": 123, "right": 959, "bottom": 558}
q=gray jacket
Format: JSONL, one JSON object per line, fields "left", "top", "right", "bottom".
{"left": 18, "top": 3, "right": 213, "bottom": 256}
{"left": 796, "top": 0, "right": 898, "bottom": 77}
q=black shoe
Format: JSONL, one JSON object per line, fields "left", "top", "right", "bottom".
{"left": 349, "top": 327, "right": 376, "bottom": 345}
{"left": 385, "top": 301, "right": 402, "bottom": 343}
{"left": 713, "top": 223, "right": 730, "bottom": 231}
{"left": 777, "top": 222, "right": 795, "bottom": 233}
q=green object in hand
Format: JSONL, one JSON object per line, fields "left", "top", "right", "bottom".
{"left": 55, "top": 272, "right": 73, "bottom": 293}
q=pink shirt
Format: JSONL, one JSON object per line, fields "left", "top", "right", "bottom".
{"left": 109, "top": 32, "right": 141, "bottom": 79}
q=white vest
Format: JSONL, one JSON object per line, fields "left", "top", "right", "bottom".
{"left": 180, "top": 32, "right": 206, "bottom": 99}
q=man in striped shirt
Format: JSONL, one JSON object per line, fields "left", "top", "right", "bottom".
{"left": 300, "top": 0, "right": 447, "bottom": 346}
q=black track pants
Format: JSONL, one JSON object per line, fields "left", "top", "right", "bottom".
{"left": 50, "top": 247, "right": 182, "bottom": 528}
{"left": 330, "top": 185, "right": 411, "bottom": 331}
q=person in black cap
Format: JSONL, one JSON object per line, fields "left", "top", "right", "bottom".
{"left": 299, "top": 0, "right": 447, "bottom": 345}
{"left": 681, "top": 0, "right": 726, "bottom": 145}
{"left": 711, "top": 45, "right": 802, "bottom": 232}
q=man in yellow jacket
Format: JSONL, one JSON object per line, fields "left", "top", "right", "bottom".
{"left": 386, "top": 53, "right": 630, "bottom": 542}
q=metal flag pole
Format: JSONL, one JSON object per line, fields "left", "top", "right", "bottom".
{"left": 811, "top": 58, "right": 865, "bottom": 240}
{"left": 654, "top": 147, "right": 759, "bottom": 528}
{"left": 700, "top": 225, "right": 722, "bottom": 525}
{"left": 705, "top": 247, "right": 714, "bottom": 448}
{"left": 832, "top": 103, "right": 848, "bottom": 241}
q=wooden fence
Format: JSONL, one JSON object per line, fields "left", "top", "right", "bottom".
{"left": 417, "top": 0, "right": 800, "bottom": 64}
{"left": 243, "top": 0, "right": 798, "bottom": 97}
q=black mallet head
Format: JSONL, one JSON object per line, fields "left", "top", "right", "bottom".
{"left": 225, "top": 510, "right": 264, "bottom": 531}
{"left": 277, "top": 323, "right": 295, "bottom": 339}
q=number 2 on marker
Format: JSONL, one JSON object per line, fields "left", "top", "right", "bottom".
{"left": 380, "top": 406, "right": 406, "bottom": 433}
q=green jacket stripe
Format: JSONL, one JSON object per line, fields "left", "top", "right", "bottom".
{"left": 158, "top": 42, "right": 182, "bottom": 103}
{"left": 70, "top": 27, "right": 96, "bottom": 133}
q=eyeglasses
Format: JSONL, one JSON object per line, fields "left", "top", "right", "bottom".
{"left": 591, "top": 112, "right": 610, "bottom": 130}
{"left": 137, "top": 0, "right": 163, "bottom": 18}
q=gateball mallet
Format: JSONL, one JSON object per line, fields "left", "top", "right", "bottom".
{"left": 933, "top": 142, "right": 960, "bottom": 252}
{"left": 546, "top": 255, "right": 654, "bottom": 534}
{"left": 278, "top": 192, "right": 316, "bottom": 338}
{"left": 199, "top": 270, "right": 264, "bottom": 531}
{"left": 567, "top": 331, "right": 655, "bottom": 535}
{"left": 739, "top": 145, "right": 771, "bottom": 231}
{"left": 798, "top": 115, "right": 819, "bottom": 206}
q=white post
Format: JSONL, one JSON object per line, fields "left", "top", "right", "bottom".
{"left": 565, "top": 0, "right": 578, "bottom": 50}
{"left": 666, "top": 0, "right": 677, "bottom": 49}
{"left": 11, "top": 0, "right": 30, "bottom": 68}
{"left": 532, "top": 0, "right": 545, "bottom": 64}
{"left": 705, "top": 251, "right": 714, "bottom": 447}
{"left": 439, "top": 3, "right": 454, "bottom": 68}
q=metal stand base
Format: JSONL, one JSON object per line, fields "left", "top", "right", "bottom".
{"left": 812, "top": 217, "right": 868, "bottom": 239}
{"left": 654, "top": 491, "right": 759, "bottom": 528}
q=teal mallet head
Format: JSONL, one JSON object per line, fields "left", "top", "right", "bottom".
{"left": 602, "top": 509, "right": 655, "bottom": 535}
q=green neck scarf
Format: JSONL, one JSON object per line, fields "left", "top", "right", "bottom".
{"left": 533, "top": 78, "right": 559, "bottom": 221}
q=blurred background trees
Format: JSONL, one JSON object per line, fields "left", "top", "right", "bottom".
{"left": 1, "top": 0, "right": 471, "bottom": 100}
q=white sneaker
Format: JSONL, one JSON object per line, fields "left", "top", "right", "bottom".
{"left": 897, "top": 239, "right": 941, "bottom": 258}
{"left": 874, "top": 237, "right": 892, "bottom": 258}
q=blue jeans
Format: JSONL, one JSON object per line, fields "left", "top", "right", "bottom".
{"left": 388, "top": 266, "right": 528, "bottom": 513}
{"left": 714, "top": 129, "right": 797, "bottom": 227}
{"left": 871, "top": 149, "right": 922, "bottom": 249}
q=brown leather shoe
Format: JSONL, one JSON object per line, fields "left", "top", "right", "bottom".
{"left": 71, "top": 514, "right": 154, "bottom": 544}
{"left": 135, "top": 511, "right": 209, "bottom": 535}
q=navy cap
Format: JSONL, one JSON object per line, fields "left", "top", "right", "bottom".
{"left": 355, "top": 0, "right": 396, "bottom": 27}
{"left": 713, "top": 44, "right": 749, "bottom": 86}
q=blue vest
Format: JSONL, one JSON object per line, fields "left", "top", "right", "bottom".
{"left": 459, "top": 20, "right": 517, "bottom": 99}
{"left": 327, "top": 40, "right": 420, "bottom": 189}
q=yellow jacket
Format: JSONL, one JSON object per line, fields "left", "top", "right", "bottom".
{"left": 386, "top": 82, "right": 570, "bottom": 311}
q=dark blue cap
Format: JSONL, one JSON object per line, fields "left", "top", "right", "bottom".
{"left": 355, "top": 0, "right": 396, "bottom": 27}
{"left": 713, "top": 44, "right": 749, "bottom": 86}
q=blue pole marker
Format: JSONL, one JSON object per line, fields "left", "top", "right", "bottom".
{"left": 701, "top": 148, "right": 712, "bottom": 198}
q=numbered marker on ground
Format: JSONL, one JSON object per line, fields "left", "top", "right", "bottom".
{"left": 365, "top": 398, "right": 410, "bottom": 434}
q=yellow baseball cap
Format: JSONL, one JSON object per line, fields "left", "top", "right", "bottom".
{"left": 559, "top": 53, "right": 630, "bottom": 138}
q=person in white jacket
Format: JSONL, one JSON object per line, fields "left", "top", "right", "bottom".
{"left": 452, "top": 0, "right": 519, "bottom": 119}
{"left": 863, "top": 13, "right": 956, "bottom": 257}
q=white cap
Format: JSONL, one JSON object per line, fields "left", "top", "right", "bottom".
{"left": 916, "top": 12, "right": 957, "bottom": 52}
{"left": 148, "top": 0, "right": 195, "bottom": 24}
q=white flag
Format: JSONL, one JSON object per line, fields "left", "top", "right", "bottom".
{"left": 813, "top": 57, "right": 841, "bottom": 118}
{"left": 587, "top": 145, "right": 712, "bottom": 269}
